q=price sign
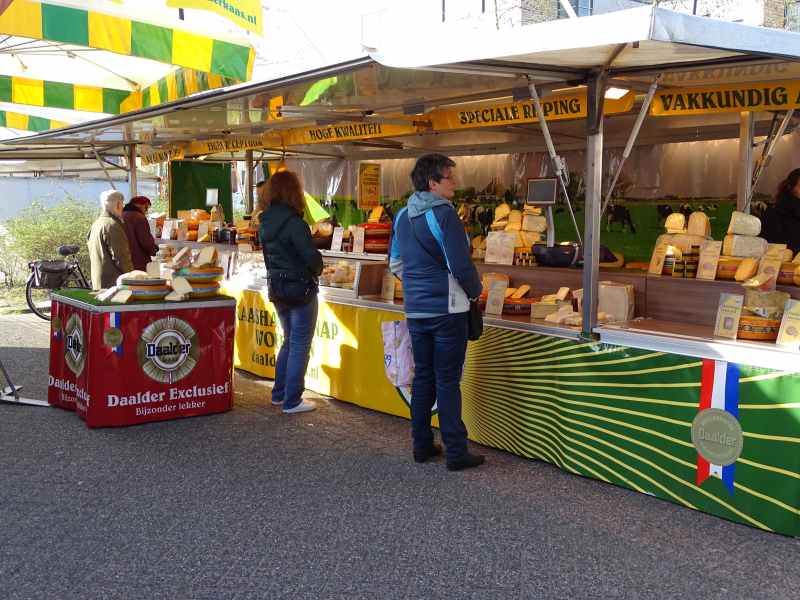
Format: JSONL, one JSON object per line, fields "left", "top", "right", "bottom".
{"left": 697, "top": 240, "right": 722, "bottom": 281}
{"left": 331, "top": 227, "right": 344, "bottom": 252}
{"left": 381, "top": 270, "right": 396, "bottom": 300}
{"left": 353, "top": 227, "right": 366, "bottom": 254}
{"left": 648, "top": 238, "right": 669, "bottom": 275}
{"left": 485, "top": 232, "right": 500, "bottom": 264}
{"left": 714, "top": 293, "right": 744, "bottom": 339}
{"left": 486, "top": 279, "right": 508, "bottom": 316}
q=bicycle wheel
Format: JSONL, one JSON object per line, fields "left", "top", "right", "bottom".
{"left": 25, "top": 279, "right": 54, "bottom": 320}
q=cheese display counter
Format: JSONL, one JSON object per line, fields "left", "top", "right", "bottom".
{"left": 47, "top": 290, "right": 236, "bottom": 427}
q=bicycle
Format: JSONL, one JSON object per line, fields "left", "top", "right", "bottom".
{"left": 25, "top": 245, "right": 91, "bottom": 321}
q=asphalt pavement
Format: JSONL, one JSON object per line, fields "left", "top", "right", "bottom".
{"left": 1, "top": 313, "right": 799, "bottom": 600}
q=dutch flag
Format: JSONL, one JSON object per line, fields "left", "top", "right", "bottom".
{"left": 696, "top": 359, "right": 740, "bottom": 495}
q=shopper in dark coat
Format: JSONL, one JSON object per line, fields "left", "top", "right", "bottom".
{"left": 761, "top": 168, "right": 800, "bottom": 256}
{"left": 120, "top": 196, "right": 159, "bottom": 271}
{"left": 257, "top": 170, "right": 323, "bottom": 413}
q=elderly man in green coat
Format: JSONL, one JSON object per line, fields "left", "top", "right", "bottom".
{"left": 87, "top": 190, "right": 134, "bottom": 289}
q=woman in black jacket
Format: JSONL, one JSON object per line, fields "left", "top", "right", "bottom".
{"left": 760, "top": 168, "right": 800, "bottom": 256}
{"left": 257, "top": 171, "right": 323, "bottom": 413}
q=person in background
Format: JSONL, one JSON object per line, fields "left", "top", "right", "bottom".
{"left": 760, "top": 168, "right": 800, "bottom": 255}
{"left": 87, "top": 190, "right": 134, "bottom": 289}
{"left": 388, "top": 153, "right": 485, "bottom": 471}
{"left": 250, "top": 180, "right": 267, "bottom": 218}
{"left": 257, "top": 171, "right": 323, "bottom": 413}
{"left": 120, "top": 196, "right": 159, "bottom": 271}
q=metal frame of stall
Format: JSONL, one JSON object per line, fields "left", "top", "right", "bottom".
{"left": 2, "top": 7, "right": 799, "bottom": 345}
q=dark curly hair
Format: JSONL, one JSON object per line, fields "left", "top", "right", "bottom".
{"left": 410, "top": 153, "right": 456, "bottom": 192}
{"left": 775, "top": 168, "right": 800, "bottom": 207}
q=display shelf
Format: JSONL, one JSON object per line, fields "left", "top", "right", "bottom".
{"left": 597, "top": 318, "right": 800, "bottom": 373}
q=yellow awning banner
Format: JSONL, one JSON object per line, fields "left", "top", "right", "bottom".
{"left": 140, "top": 146, "right": 187, "bottom": 166}
{"left": 283, "top": 122, "right": 418, "bottom": 146}
{"left": 189, "top": 138, "right": 281, "bottom": 155}
{"left": 167, "top": 0, "right": 263, "bottom": 38}
{"left": 430, "top": 91, "right": 636, "bottom": 130}
{"left": 651, "top": 81, "right": 800, "bottom": 116}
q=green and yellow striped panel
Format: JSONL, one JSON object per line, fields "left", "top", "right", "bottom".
{"left": 0, "top": 0, "right": 255, "bottom": 81}
{"left": 462, "top": 328, "right": 800, "bottom": 536}
{"left": 0, "top": 110, "right": 71, "bottom": 132}
{"left": 0, "top": 68, "right": 239, "bottom": 119}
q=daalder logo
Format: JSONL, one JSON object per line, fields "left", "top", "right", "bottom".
{"left": 137, "top": 317, "right": 199, "bottom": 384}
{"left": 64, "top": 314, "right": 86, "bottom": 377}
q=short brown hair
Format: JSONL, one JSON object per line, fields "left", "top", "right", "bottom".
{"left": 256, "top": 170, "right": 305, "bottom": 214}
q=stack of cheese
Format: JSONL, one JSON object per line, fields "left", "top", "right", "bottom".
{"left": 738, "top": 288, "right": 791, "bottom": 340}
{"left": 491, "top": 203, "right": 514, "bottom": 230}
{"left": 101, "top": 270, "right": 171, "bottom": 304}
{"left": 655, "top": 212, "right": 713, "bottom": 255}
{"left": 164, "top": 245, "right": 225, "bottom": 301}
{"left": 723, "top": 211, "right": 768, "bottom": 260}
{"left": 155, "top": 244, "right": 176, "bottom": 262}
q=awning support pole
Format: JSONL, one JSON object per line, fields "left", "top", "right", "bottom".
{"left": 525, "top": 75, "right": 582, "bottom": 246}
{"left": 737, "top": 112, "right": 755, "bottom": 213}
{"left": 581, "top": 70, "right": 606, "bottom": 339}
{"left": 744, "top": 109, "right": 794, "bottom": 212}
{"left": 91, "top": 146, "right": 116, "bottom": 190}
{"left": 246, "top": 150, "right": 254, "bottom": 214}
{"left": 128, "top": 144, "right": 137, "bottom": 197}
{"left": 601, "top": 75, "right": 660, "bottom": 215}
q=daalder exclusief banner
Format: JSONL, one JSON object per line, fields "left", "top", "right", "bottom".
{"left": 166, "top": 0, "right": 263, "bottom": 37}
{"left": 48, "top": 301, "right": 235, "bottom": 427}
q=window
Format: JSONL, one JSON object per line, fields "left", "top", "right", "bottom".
{"left": 787, "top": 1, "right": 800, "bottom": 32}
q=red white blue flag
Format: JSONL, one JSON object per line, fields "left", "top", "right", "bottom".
{"left": 106, "top": 312, "right": 121, "bottom": 356}
{"left": 696, "top": 359, "right": 740, "bottom": 495}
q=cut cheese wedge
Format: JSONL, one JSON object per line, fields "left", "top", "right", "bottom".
{"left": 511, "top": 285, "right": 530, "bottom": 299}
{"left": 96, "top": 286, "right": 118, "bottom": 301}
{"left": 170, "top": 276, "right": 193, "bottom": 295}
{"left": 555, "top": 287, "right": 570, "bottom": 300}
{"left": 110, "top": 290, "right": 133, "bottom": 304}
{"left": 504, "top": 288, "right": 517, "bottom": 298}
{"left": 195, "top": 245, "right": 218, "bottom": 267}
{"left": 530, "top": 303, "right": 559, "bottom": 318}
{"left": 728, "top": 211, "right": 761, "bottom": 236}
{"left": 164, "top": 291, "right": 189, "bottom": 302}
{"left": 145, "top": 262, "right": 161, "bottom": 278}
{"left": 783, "top": 248, "right": 794, "bottom": 262}
{"left": 557, "top": 304, "right": 573, "bottom": 317}
{"left": 734, "top": 257, "right": 758, "bottom": 281}
{"left": 741, "top": 273, "right": 773, "bottom": 289}
{"left": 545, "top": 311, "right": 579, "bottom": 324}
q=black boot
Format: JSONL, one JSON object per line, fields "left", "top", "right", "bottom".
{"left": 446, "top": 452, "right": 485, "bottom": 471}
{"left": 413, "top": 443, "right": 442, "bottom": 463}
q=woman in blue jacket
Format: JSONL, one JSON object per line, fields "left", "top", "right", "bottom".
{"left": 257, "top": 171, "right": 323, "bottom": 413}
{"left": 388, "top": 154, "right": 485, "bottom": 471}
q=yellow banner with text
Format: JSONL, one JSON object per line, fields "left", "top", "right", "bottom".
{"left": 189, "top": 138, "right": 280, "bottom": 155}
{"left": 166, "top": 0, "right": 263, "bottom": 37}
{"left": 139, "top": 146, "right": 186, "bottom": 166}
{"left": 651, "top": 81, "right": 800, "bottom": 116}
{"left": 225, "top": 285, "right": 424, "bottom": 421}
{"left": 430, "top": 91, "right": 635, "bottom": 130}
{"left": 282, "top": 122, "right": 417, "bottom": 146}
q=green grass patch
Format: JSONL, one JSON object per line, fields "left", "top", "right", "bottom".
{"left": 53, "top": 289, "right": 235, "bottom": 307}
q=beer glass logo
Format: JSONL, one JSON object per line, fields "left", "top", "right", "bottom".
{"left": 64, "top": 314, "right": 85, "bottom": 376}
{"left": 137, "top": 317, "right": 199, "bottom": 384}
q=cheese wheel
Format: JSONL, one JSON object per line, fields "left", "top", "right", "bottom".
{"left": 715, "top": 257, "right": 744, "bottom": 280}
{"left": 777, "top": 262, "right": 797, "bottom": 285}
{"left": 737, "top": 316, "right": 781, "bottom": 340}
{"left": 600, "top": 252, "right": 624, "bottom": 268}
{"left": 186, "top": 219, "right": 201, "bottom": 231}
{"left": 723, "top": 234, "right": 767, "bottom": 258}
{"left": 664, "top": 213, "right": 685, "bottom": 230}
{"left": 185, "top": 230, "right": 199, "bottom": 242}
{"left": 172, "top": 266, "right": 225, "bottom": 282}
{"left": 363, "top": 239, "right": 389, "bottom": 252}
{"left": 116, "top": 284, "right": 171, "bottom": 300}
{"left": 187, "top": 281, "right": 222, "bottom": 298}
{"left": 795, "top": 265, "right": 800, "bottom": 286}
{"left": 357, "top": 223, "right": 392, "bottom": 238}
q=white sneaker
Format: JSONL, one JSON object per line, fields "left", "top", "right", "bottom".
{"left": 283, "top": 399, "right": 316, "bottom": 413}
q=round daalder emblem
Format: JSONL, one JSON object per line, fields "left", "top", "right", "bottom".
{"left": 137, "top": 317, "right": 199, "bottom": 384}
{"left": 63, "top": 314, "right": 86, "bottom": 377}
{"left": 103, "top": 327, "right": 124, "bottom": 348}
{"left": 691, "top": 408, "right": 743, "bottom": 467}
{"left": 51, "top": 314, "right": 62, "bottom": 334}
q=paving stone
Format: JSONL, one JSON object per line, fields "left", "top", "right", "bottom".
{"left": 1, "top": 313, "right": 799, "bottom": 600}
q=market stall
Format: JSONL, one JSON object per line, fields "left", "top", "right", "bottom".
{"left": 7, "top": 6, "right": 800, "bottom": 535}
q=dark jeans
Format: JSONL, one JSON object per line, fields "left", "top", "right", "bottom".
{"left": 407, "top": 312, "right": 469, "bottom": 462}
{"left": 273, "top": 297, "right": 318, "bottom": 410}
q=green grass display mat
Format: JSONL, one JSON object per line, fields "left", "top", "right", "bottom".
{"left": 53, "top": 289, "right": 235, "bottom": 307}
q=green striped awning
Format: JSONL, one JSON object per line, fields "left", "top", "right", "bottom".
{"left": 0, "top": 68, "right": 240, "bottom": 115}
{"left": 0, "top": 110, "right": 72, "bottom": 132}
{"left": 0, "top": 0, "right": 255, "bottom": 81}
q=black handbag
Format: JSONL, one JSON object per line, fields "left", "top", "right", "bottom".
{"left": 407, "top": 212, "right": 483, "bottom": 341}
{"left": 266, "top": 237, "right": 319, "bottom": 307}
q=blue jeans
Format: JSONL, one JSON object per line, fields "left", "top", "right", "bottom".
{"left": 273, "top": 297, "right": 318, "bottom": 410}
{"left": 407, "top": 312, "right": 469, "bottom": 463}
